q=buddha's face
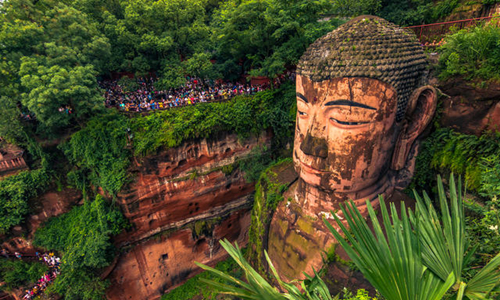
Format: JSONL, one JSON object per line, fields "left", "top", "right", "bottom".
{"left": 293, "top": 75, "right": 400, "bottom": 192}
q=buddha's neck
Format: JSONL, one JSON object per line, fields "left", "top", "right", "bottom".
{"left": 293, "top": 172, "right": 395, "bottom": 217}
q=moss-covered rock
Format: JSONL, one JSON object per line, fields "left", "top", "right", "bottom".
{"left": 246, "top": 158, "right": 296, "bottom": 274}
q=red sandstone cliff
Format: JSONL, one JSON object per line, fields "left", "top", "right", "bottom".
{"left": 438, "top": 78, "right": 500, "bottom": 135}
{"left": 105, "top": 132, "right": 271, "bottom": 300}
{"left": 1, "top": 132, "right": 270, "bottom": 300}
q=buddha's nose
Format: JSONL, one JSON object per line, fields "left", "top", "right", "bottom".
{"left": 300, "top": 133, "right": 328, "bottom": 158}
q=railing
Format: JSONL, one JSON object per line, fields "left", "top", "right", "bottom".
{"left": 0, "top": 157, "right": 27, "bottom": 172}
{"left": 406, "top": 15, "right": 499, "bottom": 45}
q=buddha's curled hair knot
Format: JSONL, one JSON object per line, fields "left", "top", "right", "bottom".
{"left": 297, "top": 15, "right": 427, "bottom": 122}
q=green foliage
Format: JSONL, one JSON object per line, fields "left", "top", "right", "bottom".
{"left": 212, "top": 0, "right": 343, "bottom": 79}
{"left": 327, "top": 175, "right": 500, "bottom": 300}
{"left": 20, "top": 61, "right": 104, "bottom": 131}
{"left": 183, "top": 52, "right": 220, "bottom": 80}
{"left": 197, "top": 239, "right": 337, "bottom": 300}
{"left": 132, "top": 82, "right": 295, "bottom": 156}
{"left": 482, "top": 0, "right": 500, "bottom": 5}
{"left": 438, "top": 23, "right": 500, "bottom": 82}
{"left": 94, "top": 0, "right": 211, "bottom": 78}
{"left": 162, "top": 253, "right": 242, "bottom": 300}
{"left": 0, "top": 0, "right": 108, "bottom": 134}
{"left": 0, "top": 167, "right": 51, "bottom": 234}
{"left": 246, "top": 158, "right": 292, "bottom": 274}
{"left": 378, "top": 0, "right": 461, "bottom": 26}
{"left": 465, "top": 197, "right": 500, "bottom": 271}
{"left": 0, "top": 259, "right": 49, "bottom": 291}
{"left": 34, "top": 195, "right": 127, "bottom": 299}
{"left": 332, "top": 0, "right": 382, "bottom": 16}
{"left": 238, "top": 146, "right": 274, "bottom": 183}
{"left": 117, "top": 76, "right": 139, "bottom": 93}
{"left": 155, "top": 57, "right": 187, "bottom": 90}
{"left": 411, "top": 128, "right": 500, "bottom": 193}
{"left": 341, "top": 289, "right": 378, "bottom": 300}
{"left": 410, "top": 130, "right": 500, "bottom": 291}
{"left": 378, "top": 0, "right": 434, "bottom": 26}
{"left": 221, "top": 164, "right": 235, "bottom": 176}
{"left": 61, "top": 112, "right": 131, "bottom": 195}
{"left": 479, "top": 155, "right": 500, "bottom": 199}
{"left": 431, "top": 0, "right": 461, "bottom": 21}
{"left": 0, "top": 96, "right": 25, "bottom": 143}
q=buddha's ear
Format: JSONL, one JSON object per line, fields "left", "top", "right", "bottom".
{"left": 391, "top": 85, "right": 437, "bottom": 170}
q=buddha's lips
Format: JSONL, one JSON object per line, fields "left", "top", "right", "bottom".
{"left": 300, "top": 162, "right": 329, "bottom": 174}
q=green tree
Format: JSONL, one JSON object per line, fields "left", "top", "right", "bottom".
{"left": 61, "top": 112, "right": 131, "bottom": 195}
{"left": 0, "top": 0, "right": 109, "bottom": 135}
{"left": 331, "top": 0, "right": 382, "bottom": 16}
{"left": 104, "top": 0, "right": 211, "bottom": 78}
{"left": 183, "top": 52, "right": 220, "bottom": 80}
{"left": 0, "top": 259, "right": 48, "bottom": 291}
{"left": 20, "top": 61, "right": 103, "bottom": 130}
{"left": 0, "top": 96, "right": 25, "bottom": 143}
{"left": 0, "top": 168, "right": 51, "bottom": 234}
{"left": 211, "top": 0, "right": 341, "bottom": 79}
{"left": 34, "top": 195, "right": 127, "bottom": 300}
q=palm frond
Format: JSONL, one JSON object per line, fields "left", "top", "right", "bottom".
{"left": 464, "top": 253, "right": 500, "bottom": 299}
{"left": 324, "top": 196, "right": 453, "bottom": 300}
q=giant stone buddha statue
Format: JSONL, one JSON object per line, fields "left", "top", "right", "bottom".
{"left": 266, "top": 15, "right": 437, "bottom": 280}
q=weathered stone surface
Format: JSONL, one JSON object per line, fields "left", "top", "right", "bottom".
{"left": 27, "top": 189, "right": 82, "bottom": 236}
{"left": 115, "top": 132, "right": 270, "bottom": 244}
{"left": 439, "top": 78, "right": 500, "bottom": 135}
{"left": 105, "top": 208, "right": 251, "bottom": 300}
{"left": 104, "top": 132, "right": 270, "bottom": 299}
{"left": 267, "top": 16, "right": 437, "bottom": 281}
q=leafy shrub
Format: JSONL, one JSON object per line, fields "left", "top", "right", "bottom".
{"left": 479, "top": 155, "right": 500, "bottom": 199}
{"left": 465, "top": 200, "right": 500, "bottom": 270}
{"left": 438, "top": 23, "right": 500, "bottom": 82}
{"left": 0, "top": 259, "right": 48, "bottom": 291}
{"left": 411, "top": 129, "right": 500, "bottom": 284}
{"left": 162, "top": 253, "right": 242, "bottom": 300}
{"left": 198, "top": 175, "right": 500, "bottom": 300}
{"left": 378, "top": 0, "right": 460, "bottom": 26}
{"left": 132, "top": 83, "right": 296, "bottom": 156}
{"left": 379, "top": 1, "right": 434, "bottom": 26}
{"left": 246, "top": 158, "right": 292, "bottom": 273}
{"left": 117, "top": 76, "right": 139, "bottom": 93}
{"left": 34, "top": 195, "right": 127, "bottom": 299}
{"left": 0, "top": 167, "right": 51, "bottom": 233}
{"left": 238, "top": 146, "right": 275, "bottom": 183}
{"left": 411, "top": 128, "right": 500, "bottom": 193}
{"left": 61, "top": 112, "right": 131, "bottom": 195}
{"left": 341, "top": 289, "right": 378, "bottom": 300}
{"left": 482, "top": 0, "right": 500, "bottom": 5}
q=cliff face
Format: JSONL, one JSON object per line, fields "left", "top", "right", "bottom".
{"left": 105, "top": 132, "right": 271, "bottom": 299}
{"left": 106, "top": 209, "right": 251, "bottom": 300}
{"left": 0, "top": 188, "right": 81, "bottom": 254}
{"left": 438, "top": 78, "right": 500, "bottom": 135}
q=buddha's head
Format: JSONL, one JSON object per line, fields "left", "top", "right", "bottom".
{"left": 293, "top": 15, "right": 437, "bottom": 194}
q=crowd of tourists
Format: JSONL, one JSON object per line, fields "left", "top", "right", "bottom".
{"left": 100, "top": 72, "right": 295, "bottom": 112}
{"left": 1, "top": 249, "right": 61, "bottom": 300}
{"left": 22, "top": 252, "right": 61, "bottom": 300}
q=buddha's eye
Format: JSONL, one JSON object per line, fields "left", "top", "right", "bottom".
{"left": 298, "top": 111, "right": 307, "bottom": 116}
{"left": 330, "top": 118, "right": 370, "bottom": 126}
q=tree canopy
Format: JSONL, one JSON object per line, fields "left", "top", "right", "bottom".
{"left": 0, "top": 0, "right": 107, "bottom": 135}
